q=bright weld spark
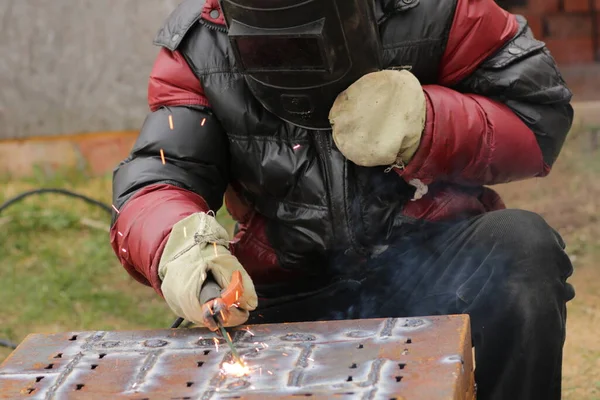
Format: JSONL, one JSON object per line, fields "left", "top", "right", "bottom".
{"left": 213, "top": 242, "right": 218, "bottom": 256}
{"left": 221, "top": 361, "right": 250, "bottom": 377}
{"left": 220, "top": 310, "right": 226, "bottom": 322}
{"left": 201, "top": 118, "right": 206, "bottom": 126}
{"left": 169, "top": 114, "right": 174, "bottom": 130}
{"left": 236, "top": 291, "right": 239, "bottom": 302}
{"left": 118, "top": 231, "right": 123, "bottom": 237}
{"left": 121, "top": 248, "right": 127, "bottom": 253}
{"left": 160, "top": 149, "right": 166, "bottom": 165}
{"left": 213, "top": 337, "right": 219, "bottom": 352}
{"left": 244, "top": 327, "right": 254, "bottom": 336}
{"left": 267, "top": 370, "right": 273, "bottom": 375}
{"left": 112, "top": 204, "right": 120, "bottom": 214}
{"left": 225, "top": 331, "right": 233, "bottom": 343}
{"left": 183, "top": 227, "right": 187, "bottom": 237}
{"left": 261, "top": 343, "right": 268, "bottom": 348}
{"left": 307, "top": 357, "right": 314, "bottom": 361}
{"left": 293, "top": 144, "right": 301, "bottom": 150}
{"left": 282, "top": 352, "right": 288, "bottom": 356}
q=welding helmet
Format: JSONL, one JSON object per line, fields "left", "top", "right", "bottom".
{"left": 218, "top": 0, "right": 382, "bottom": 130}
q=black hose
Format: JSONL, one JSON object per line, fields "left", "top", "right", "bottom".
{"left": 0, "top": 188, "right": 113, "bottom": 349}
{"left": 0, "top": 188, "right": 112, "bottom": 215}
{"left": 0, "top": 340, "right": 17, "bottom": 350}
{"left": 171, "top": 317, "right": 185, "bottom": 328}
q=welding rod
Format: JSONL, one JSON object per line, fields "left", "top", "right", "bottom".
{"left": 199, "top": 276, "right": 244, "bottom": 364}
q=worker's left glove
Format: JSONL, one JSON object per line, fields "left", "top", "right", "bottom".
{"left": 329, "top": 70, "right": 426, "bottom": 168}
{"left": 158, "top": 212, "right": 258, "bottom": 329}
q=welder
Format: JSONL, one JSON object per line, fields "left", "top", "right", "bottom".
{"left": 110, "top": 0, "right": 574, "bottom": 398}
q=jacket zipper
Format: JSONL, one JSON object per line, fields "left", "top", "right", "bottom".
{"left": 199, "top": 18, "right": 228, "bottom": 33}
{"left": 314, "top": 133, "right": 353, "bottom": 249}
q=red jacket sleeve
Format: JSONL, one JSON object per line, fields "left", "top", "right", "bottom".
{"left": 110, "top": 184, "right": 208, "bottom": 293}
{"left": 397, "top": 0, "right": 551, "bottom": 186}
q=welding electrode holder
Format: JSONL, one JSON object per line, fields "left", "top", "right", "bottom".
{"left": 198, "top": 270, "right": 245, "bottom": 331}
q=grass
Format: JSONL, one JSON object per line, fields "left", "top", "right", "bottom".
{"left": 0, "top": 132, "right": 599, "bottom": 398}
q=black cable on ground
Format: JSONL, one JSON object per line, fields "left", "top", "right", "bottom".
{"left": 0, "top": 188, "right": 113, "bottom": 349}
{"left": 171, "top": 317, "right": 185, "bottom": 329}
{"left": 0, "top": 340, "right": 17, "bottom": 350}
{"left": 0, "top": 188, "right": 113, "bottom": 215}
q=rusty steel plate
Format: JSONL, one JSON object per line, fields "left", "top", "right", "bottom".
{"left": 0, "top": 316, "right": 475, "bottom": 400}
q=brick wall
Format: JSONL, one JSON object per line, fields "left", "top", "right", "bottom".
{"left": 503, "top": 0, "right": 599, "bottom": 64}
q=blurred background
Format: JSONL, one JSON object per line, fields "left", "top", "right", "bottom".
{"left": 0, "top": 1, "right": 598, "bottom": 398}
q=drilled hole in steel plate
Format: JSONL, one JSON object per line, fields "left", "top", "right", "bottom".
{"left": 395, "top": 376, "right": 403, "bottom": 383}
{"left": 280, "top": 333, "right": 316, "bottom": 342}
{"left": 227, "top": 380, "right": 252, "bottom": 391}
{"left": 26, "top": 388, "right": 35, "bottom": 395}
{"left": 349, "top": 363, "right": 357, "bottom": 369}
{"left": 144, "top": 339, "right": 169, "bottom": 348}
{"left": 35, "top": 377, "right": 44, "bottom": 383}
{"left": 203, "top": 350, "right": 211, "bottom": 355}
{"left": 405, "top": 338, "right": 412, "bottom": 344}
{"left": 75, "top": 384, "right": 85, "bottom": 391}
{"left": 398, "top": 363, "right": 406, "bottom": 370}
{"left": 196, "top": 361, "right": 204, "bottom": 367}
{"left": 401, "top": 319, "right": 425, "bottom": 328}
{"left": 186, "top": 382, "right": 194, "bottom": 387}
{"left": 69, "top": 335, "right": 78, "bottom": 341}
{"left": 346, "top": 376, "right": 353, "bottom": 382}
{"left": 90, "top": 364, "right": 98, "bottom": 370}
{"left": 357, "top": 344, "right": 364, "bottom": 349}
{"left": 98, "top": 353, "right": 107, "bottom": 359}
{"left": 197, "top": 338, "right": 225, "bottom": 347}
{"left": 53, "top": 353, "right": 62, "bottom": 359}
{"left": 291, "top": 394, "right": 313, "bottom": 397}
{"left": 44, "top": 364, "right": 54, "bottom": 370}
{"left": 346, "top": 331, "right": 373, "bottom": 339}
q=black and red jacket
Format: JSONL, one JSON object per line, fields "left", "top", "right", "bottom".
{"left": 111, "top": 0, "right": 573, "bottom": 297}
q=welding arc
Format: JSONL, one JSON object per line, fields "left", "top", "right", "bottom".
{"left": 218, "top": 323, "right": 244, "bottom": 365}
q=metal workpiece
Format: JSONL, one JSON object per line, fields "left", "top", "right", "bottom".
{"left": 0, "top": 316, "right": 475, "bottom": 399}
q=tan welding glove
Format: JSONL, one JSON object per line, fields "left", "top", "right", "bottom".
{"left": 329, "top": 69, "right": 427, "bottom": 168}
{"left": 158, "top": 212, "right": 258, "bottom": 328}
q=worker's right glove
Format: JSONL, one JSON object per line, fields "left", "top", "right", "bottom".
{"left": 158, "top": 212, "right": 258, "bottom": 328}
{"left": 329, "top": 69, "right": 426, "bottom": 169}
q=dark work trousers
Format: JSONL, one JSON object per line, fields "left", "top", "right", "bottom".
{"left": 247, "top": 209, "right": 575, "bottom": 400}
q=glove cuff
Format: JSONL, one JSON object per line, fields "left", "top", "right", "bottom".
{"left": 159, "top": 212, "right": 230, "bottom": 280}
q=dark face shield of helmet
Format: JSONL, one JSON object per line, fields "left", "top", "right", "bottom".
{"left": 218, "top": 0, "right": 383, "bottom": 130}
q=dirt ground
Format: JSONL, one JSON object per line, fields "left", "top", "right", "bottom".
{"left": 0, "top": 132, "right": 598, "bottom": 398}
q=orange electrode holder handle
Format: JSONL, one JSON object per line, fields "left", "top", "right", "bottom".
{"left": 220, "top": 270, "right": 244, "bottom": 308}
{"left": 199, "top": 271, "right": 245, "bottom": 330}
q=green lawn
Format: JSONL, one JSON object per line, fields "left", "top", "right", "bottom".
{"left": 0, "top": 168, "right": 232, "bottom": 361}
{"left": 1, "top": 132, "right": 599, "bottom": 399}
